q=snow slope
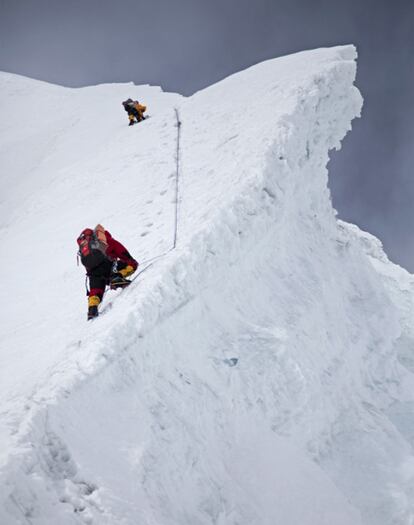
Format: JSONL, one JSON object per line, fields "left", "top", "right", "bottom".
{"left": 1, "top": 45, "right": 414, "bottom": 524}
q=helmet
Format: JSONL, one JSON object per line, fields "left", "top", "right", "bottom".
{"left": 78, "top": 228, "right": 93, "bottom": 241}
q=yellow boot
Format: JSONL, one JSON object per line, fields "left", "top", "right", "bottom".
{"left": 87, "top": 295, "right": 100, "bottom": 320}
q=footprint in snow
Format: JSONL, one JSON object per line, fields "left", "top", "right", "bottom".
{"left": 223, "top": 358, "right": 239, "bottom": 367}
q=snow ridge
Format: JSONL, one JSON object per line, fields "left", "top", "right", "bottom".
{"left": 1, "top": 46, "right": 414, "bottom": 525}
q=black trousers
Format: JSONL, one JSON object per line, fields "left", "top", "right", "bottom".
{"left": 88, "top": 259, "right": 128, "bottom": 300}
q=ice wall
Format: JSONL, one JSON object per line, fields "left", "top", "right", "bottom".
{"left": 1, "top": 46, "right": 414, "bottom": 525}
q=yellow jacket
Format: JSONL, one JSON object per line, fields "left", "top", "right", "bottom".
{"left": 134, "top": 102, "right": 146, "bottom": 114}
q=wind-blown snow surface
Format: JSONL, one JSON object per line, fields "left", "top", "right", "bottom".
{"left": 1, "top": 45, "right": 414, "bottom": 524}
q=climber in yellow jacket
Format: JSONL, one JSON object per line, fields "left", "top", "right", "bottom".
{"left": 122, "top": 98, "right": 147, "bottom": 126}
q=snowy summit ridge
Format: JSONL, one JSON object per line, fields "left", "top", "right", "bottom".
{"left": 1, "top": 45, "right": 414, "bottom": 525}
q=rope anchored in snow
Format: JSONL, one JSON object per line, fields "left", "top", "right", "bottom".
{"left": 132, "top": 107, "right": 182, "bottom": 280}
{"left": 172, "top": 107, "right": 181, "bottom": 250}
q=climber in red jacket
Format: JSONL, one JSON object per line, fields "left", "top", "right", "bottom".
{"left": 77, "top": 224, "right": 138, "bottom": 320}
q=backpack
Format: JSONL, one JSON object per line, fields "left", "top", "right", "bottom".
{"left": 77, "top": 228, "right": 107, "bottom": 270}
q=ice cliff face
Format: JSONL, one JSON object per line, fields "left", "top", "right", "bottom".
{"left": 1, "top": 45, "right": 414, "bottom": 525}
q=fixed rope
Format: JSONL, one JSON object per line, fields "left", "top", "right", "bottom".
{"left": 172, "top": 107, "right": 181, "bottom": 250}
{"left": 132, "top": 107, "right": 182, "bottom": 280}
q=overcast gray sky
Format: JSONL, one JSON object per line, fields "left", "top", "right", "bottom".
{"left": 1, "top": 0, "right": 413, "bottom": 269}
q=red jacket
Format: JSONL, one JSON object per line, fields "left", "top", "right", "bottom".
{"left": 102, "top": 229, "right": 138, "bottom": 270}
